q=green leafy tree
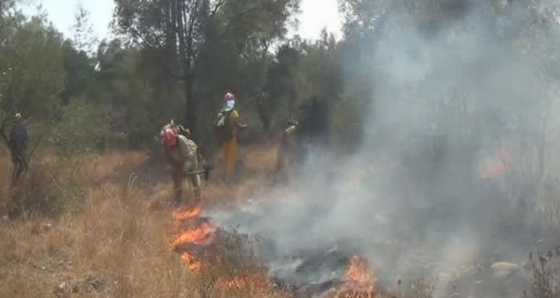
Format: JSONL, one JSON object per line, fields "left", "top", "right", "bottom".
{"left": 0, "top": 11, "right": 65, "bottom": 122}
{"left": 113, "top": 0, "right": 300, "bottom": 138}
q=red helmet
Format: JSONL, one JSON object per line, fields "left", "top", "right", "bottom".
{"left": 224, "top": 92, "right": 236, "bottom": 102}
{"left": 163, "top": 127, "right": 178, "bottom": 149}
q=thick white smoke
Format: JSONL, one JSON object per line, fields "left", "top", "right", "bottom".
{"left": 208, "top": 1, "right": 560, "bottom": 297}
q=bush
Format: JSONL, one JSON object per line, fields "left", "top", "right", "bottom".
{"left": 2, "top": 157, "right": 85, "bottom": 219}
{"left": 50, "top": 99, "right": 110, "bottom": 155}
{"left": 330, "top": 96, "right": 367, "bottom": 154}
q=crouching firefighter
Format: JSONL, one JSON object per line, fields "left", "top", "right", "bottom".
{"left": 160, "top": 122, "right": 203, "bottom": 204}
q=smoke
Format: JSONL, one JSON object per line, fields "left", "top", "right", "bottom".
{"left": 208, "top": 1, "right": 560, "bottom": 297}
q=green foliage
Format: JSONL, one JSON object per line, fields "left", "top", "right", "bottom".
{"left": 95, "top": 44, "right": 185, "bottom": 148}
{"left": 113, "top": 0, "right": 301, "bottom": 135}
{"left": 0, "top": 13, "right": 65, "bottom": 121}
{"left": 51, "top": 99, "right": 109, "bottom": 155}
{"left": 5, "top": 0, "right": 555, "bottom": 161}
{"left": 60, "top": 40, "right": 97, "bottom": 103}
{"left": 330, "top": 95, "right": 367, "bottom": 153}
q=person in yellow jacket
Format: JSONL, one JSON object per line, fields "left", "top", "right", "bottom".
{"left": 274, "top": 118, "right": 298, "bottom": 184}
{"left": 215, "top": 92, "right": 247, "bottom": 184}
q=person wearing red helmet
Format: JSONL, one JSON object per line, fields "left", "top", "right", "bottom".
{"left": 160, "top": 120, "right": 202, "bottom": 204}
{"left": 214, "top": 92, "right": 247, "bottom": 184}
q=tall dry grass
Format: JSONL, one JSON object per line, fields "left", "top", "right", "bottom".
{"left": 0, "top": 149, "right": 290, "bottom": 298}
{"left": 0, "top": 150, "right": 195, "bottom": 297}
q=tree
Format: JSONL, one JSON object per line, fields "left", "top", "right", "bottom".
{"left": 71, "top": 1, "right": 98, "bottom": 56}
{"left": 0, "top": 5, "right": 66, "bottom": 186}
{"left": 113, "top": 0, "right": 300, "bottom": 138}
{"left": 0, "top": 12, "right": 65, "bottom": 121}
{"left": 59, "top": 39, "right": 97, "bottom": 103}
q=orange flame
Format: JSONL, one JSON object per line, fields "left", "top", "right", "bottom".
{"left": 180, "top": 252, "right": 203, "bottom": 271}
{"left": 172, "top": 222, "right": 214, "bottom": 246}
{"left": 336, "top": 256, "right": 376, "bottom": 298}
{"left": 171, "top": 203, "right": 216, "bottom": 271}
{"left": 170, "top": 203, "right": 277, "bottom": 295}
{"left": 172, "top": 205, "right": 202, "bottom": 221}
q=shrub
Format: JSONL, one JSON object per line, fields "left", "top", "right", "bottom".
{"left": 50, "top": 99, "right": 110, "bottom": 155}
{"left": 330, "top": 95, "right": 367, "bottom": 154}
{"left": 2, "top": 156, "right": 85, "bottom": 219}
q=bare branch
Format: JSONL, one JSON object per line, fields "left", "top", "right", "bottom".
{"left": 220, "top": 4, "right": 266, "bottom": 39}
{"left": 210, "top": 0, "right": 227, "bottom": 17}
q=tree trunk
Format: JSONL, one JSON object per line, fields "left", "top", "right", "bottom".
{"left": 184, "top": 74, "right": 197, "bottom": 135}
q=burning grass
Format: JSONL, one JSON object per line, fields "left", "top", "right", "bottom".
{"left": 2, "top": 145, "right": 560, "bottom": 298}
{"left": 334, "top": 256, "right": 377, "bottom": 298}
{"left": 169, "top": 199, "right": 288, "bottom": 297}
{"left": 171, "top": 203, "right": 215, "bottom": 270}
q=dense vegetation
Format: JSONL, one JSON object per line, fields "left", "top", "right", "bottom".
{"left": 1, "top": 0, "right": 555, "bottom": 156}
{"left": 3, "top": 1, "right": 560, "bottom": 297}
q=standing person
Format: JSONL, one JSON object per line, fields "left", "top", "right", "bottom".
{"left": 274, "top": 118, "right": 299, "bottom": 184}
{"left": 214, "top": 92, "right": 247, "bottom": 184}
{"left": 10, "top": 113, "right": 29, "bottom": 183}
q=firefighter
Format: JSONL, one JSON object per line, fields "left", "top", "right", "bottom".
{"left": 160, "top": 122, "right": 202, "bottom": 204}
{"left": 214, "top": 92, "right": 247, "bottom": 184}
{"left": 275, "top": 118, "right": 299, "bottom": 184}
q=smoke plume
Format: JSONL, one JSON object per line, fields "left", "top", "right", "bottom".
{"left": 209, "top": 1, "right": 560, "bottom": 297}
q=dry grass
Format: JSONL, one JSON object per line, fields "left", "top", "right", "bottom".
{"left": 241, "top": 145, "right": 279, "bottom": 173}
{"left": 0, "top": 150, "right": 195, "bottom": 297}
{"left": 8, "top": 144, "right": 559, "bottom": 298}
{"left": 0, "top": 148, "right": 290, "bottom": 298}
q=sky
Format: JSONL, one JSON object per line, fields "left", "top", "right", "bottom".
{"left": 21, "top": 0, "right": 343, "bottom": 42}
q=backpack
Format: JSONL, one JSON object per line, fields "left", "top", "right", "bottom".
{"left": 214, "top": 109, "right": 234, "bottom": 141}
